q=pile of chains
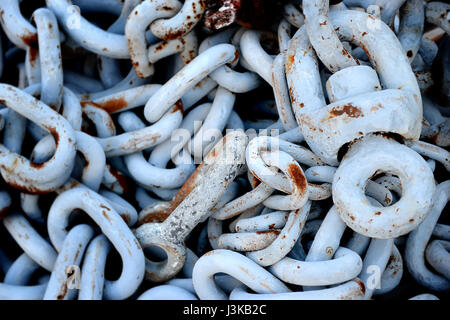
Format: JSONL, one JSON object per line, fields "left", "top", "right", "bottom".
{"left": 0, "top": 0, "right": 448, "bottom": 300}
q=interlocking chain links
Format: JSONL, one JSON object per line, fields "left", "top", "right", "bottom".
{"left": 144, "top": 44, "right": 238, "bottom": 123}
{"left": 150, "top": 0, "right": 207, "bottom": 40}
{"left": 46, "top": 0, "right": 129, "bottom": 58}
{"left": 135, "top": 130, "right": 247, "bottom": 282}
{"left": 425, "top": 240, "right": 450, "bottom": 281}
{"left": 0, "top": 84, "right": 76, "bottom": 193}
{"left": 125, "top": 0, "right": 182, "bottom": 78}
{"left": 193, "top": 249, "right": 290, "bottom": 300}
{"left": 44, "top": 224, "right": 94, "bottom": 300}
{"left": 286, "top": 10, "right": 422, "bottom": 166}
{"left": 198, "top": 29, "right": 261, "bottom": 93}
{"left": 405, "top": 181, "right": 450, "bottom": 291}
{"left": 48, "top": 185, "right": 145, "bottom": 299}
{"left": 333, "top": 134, "right": 435, "bottom": 239}
{"left": 22, "top": 8, "right": 65, "bottom": 112}
{"left": 118, "top": 111, "right": 193, "bottom": 190}
{"left": 240, "top": 30, "right": 275, "bottom": 85}
{"left": 303, "top": 0, "right": 360, "bottom": 73}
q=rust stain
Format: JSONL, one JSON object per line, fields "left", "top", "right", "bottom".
{"left": 47, "top": 127, "right": 60, "bottom": 145}
{"left": 102, "top": 210, "right": 112, "bottom": 223}
{"left": 370, "top": 104, "right": 383, "bottom": 112}
{"left": 169, "top": 161, "right": 205, "bottom": 212}
{"left": 354, "top": 279, "right": 366, "bottom": 295}
{"left": 229, "top": 50, "right": 239, "bottom": 66}
{"left": 95, "top": 97, "right": 127, "bottom": 114}
{"left": 56, "top": 283, "right": 68, "bottom": 300}
{"left": 161, "top": 29, "right": 185, "bottom": 41}
{"left": 287, "top": 164, "right": 307, "bottom": 192}
{"left": 286, "top": 55, "right": 295, "bottom": 73}
{"left": 256, "top": 230, "right": 280, "bottom": 235}
{"left": 171, "top": 100, "right": 184, "bottom": 115}
{"left": 29, "top": 161, "right": 45, "bottom": 169}
{"left": 120, "top": 214, "right": 130, "bottom": 224}
{"left": 22, "top": 33, "right": 38, "bottom": 49}
{"left": 329, "top": 103, "right": 363, "bottom": 118}
{"left": 0, "top": 205, "right": 10, "bottom": 219}
{"left": 140, "top": 211, "right": 170, "bottom": 224}
{"left": 109, "top": 166, "right": 129, "bottom": 194}
{"left": 28, "top": 47, "right": 38, "bottom": 65}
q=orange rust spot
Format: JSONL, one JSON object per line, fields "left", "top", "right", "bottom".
{"left": 28, "top": 47, "right": 38, "bottom": 65}
{"left": 286, "top": 55, "right": 295, "bottom": 72}
{"left": 22, "top": 33, "right": 38, "bottom": 48}
{"left": 256, "top": 230, "right": 280, "bottom": 235}
{"left": 287, "top": 164, "right": 307, "bottom": 192}
{"left": 102, "top": 210, "right": 112, "bottom": 222}
{"left": 56, "top": 284, "right": 68, "bottom": 300}
{"left": 329, "top": 103, "right": 363, "bottom": 118}
{"left": 154, "top": 41, "right": 168, "bottom": 51}
{"left": 171, "top": 100, "right": 184, "bottom": 115}
{"left": 374, "top": 211, "right": 381, "bottom": 216}
{"left": 108, "top": 166, "right": 129, "bottom": 194}
{"left": 288, "top": 87, "right": 295, "bottom": 104}
{"left": 161, "top": 29, "right": 185, "bottom": 41}
{"left": 47, "top": 127, "right": 60, "bottom": 145}
{"left": 171, "top": 162, "right": 205, "bottom": 209}
{"left": 29, "top": 162, "right": 45, "bottom": 169}
{"left": 384, "top": 194, "right": 391, "bottom": 204}
{"left": 140, "top": 211, "right": 170, "bottom": 224}
{"left": 120, "top": 214, "right": 130, "bottom": 224}
{"left": 96, "top": 97, "right": 127, "bottom": 114}
{"left": 355, "top": 279, "right": 366, "bottom": 295}
{"left": 230, "top": 50, "right": 239, "bottom": 66}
